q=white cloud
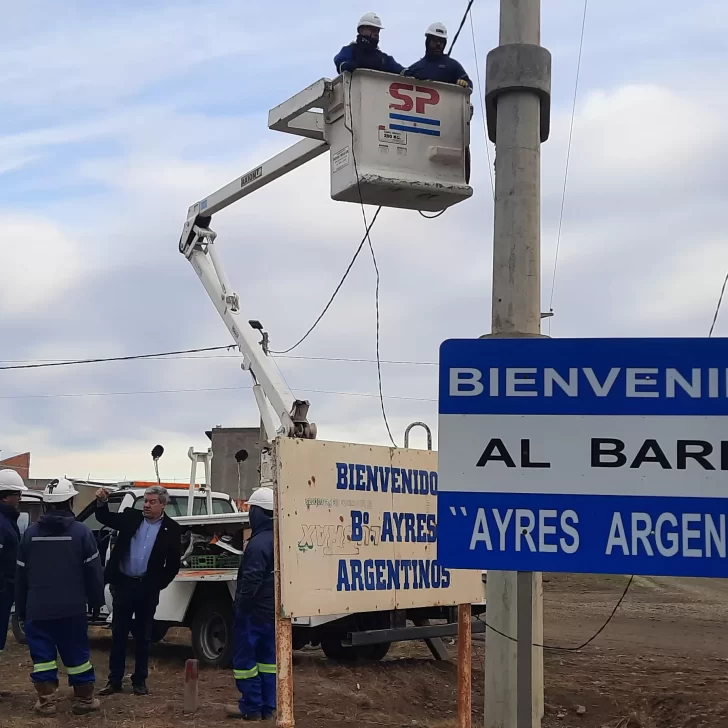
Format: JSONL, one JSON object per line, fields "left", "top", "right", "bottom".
{"left": 0, "top": 218, "right": 93, "bottom": 316}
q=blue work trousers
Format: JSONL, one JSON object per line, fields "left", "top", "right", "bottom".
{"left": 25, "top": 615, "right": 95, "bottom": 686}
{"left": 232, "top": 612, "right": 276, "bottom": 717}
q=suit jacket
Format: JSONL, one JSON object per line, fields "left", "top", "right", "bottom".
{"left": 95, "top": 502, "right": 181, "bottom": 591}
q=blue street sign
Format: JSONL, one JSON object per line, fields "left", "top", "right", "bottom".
{"left": 436, "top": 338, "right": 728, "bottom": 578}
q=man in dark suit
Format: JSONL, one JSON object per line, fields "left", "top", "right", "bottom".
{"left": 94, "top": 486, "right": 181, "bottom": 696}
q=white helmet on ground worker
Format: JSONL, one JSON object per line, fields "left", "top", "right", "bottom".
{"left": 0, "top": 469, "right": 27, "bottom": 492}
{"left": 358, "top": 12, "right": 384, "bottom": 30}
{"left": 42, "top": 477, "right": 79, "bottom": 503}
{"left": 247, "top": 487, "right": 274, "bottom": 512}
{"left": 425, "top": 22, "right": 448, "bottom": 40}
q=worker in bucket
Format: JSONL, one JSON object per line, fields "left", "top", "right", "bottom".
{"left": 403, "top": 23, "right": 473, "bottom": 88}
{"left": 334, "top": 12, "right": 404, "bottom": 75}
{"left": 0, "top": 469, "right": 26, "bottom": 699}
{"left": 227, "top": 486, "right": 276, "bottom": 721}
{"left": 404, "top": 22, "right": 473, "bottom": 185}
{"left": 15, "top": 478, "right": 105, "bottom": 716}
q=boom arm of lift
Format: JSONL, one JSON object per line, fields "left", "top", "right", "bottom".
{"left": 179, "top": 145, "right": 335, "bottom": 441}
{"left": 178, "top": 79, "right": 341, "bottom": 441}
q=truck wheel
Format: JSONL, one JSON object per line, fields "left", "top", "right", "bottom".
{"left": 320, "top": 638, "right": 391, "bottom": 662}
{"left": 191, "top": 600, "right": 234, "bottom": 668}
{"left": 11, "top": 614, "right": 26, "bottom": 644}
{"left": 364, "top": 641, "right": 391, "bottom": 661}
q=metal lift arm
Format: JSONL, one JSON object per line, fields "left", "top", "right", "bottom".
{"left": 179, "top": 134, "right": 331, "bottom": 439}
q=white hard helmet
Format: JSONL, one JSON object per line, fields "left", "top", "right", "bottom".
{"left": 42, "top": 477, "right": 79, "bottom": 504}
{"left": 358, "top": 12, "right": 384, "bottom": 30}
{"left": 247, "top": 487, "right": 274, "bottom": 512}
{"left": 0, "top": 469, "right": 27, "bottom": 492}
{"left": 425, "top": 22, "right": 448, "bottom": 40}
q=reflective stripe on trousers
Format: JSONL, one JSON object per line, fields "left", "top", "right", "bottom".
{"left": 233, "top": 663, "right": 276, "bottom": 680}
{"left": 233, "top": 665, "right": 259, "bottom": 680}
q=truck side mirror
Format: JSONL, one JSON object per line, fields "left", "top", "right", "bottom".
{"left": 235, "top": 449, "right": 248, "bottom": 463}
{"left": 151, "top": 445, "right": 164, "bottom": 460}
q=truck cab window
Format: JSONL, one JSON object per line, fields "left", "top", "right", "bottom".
{"left": 80, "top": 495, "right": 124, "bottom": 532}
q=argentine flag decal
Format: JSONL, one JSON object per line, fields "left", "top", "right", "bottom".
{"left": 388, "top": 113, "right": 441, "bottom": 137}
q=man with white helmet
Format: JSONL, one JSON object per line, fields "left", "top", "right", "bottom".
{"left": 15, "top": 477, "right": 105, "bottom": 716}
{"left": 334, "top": 12, "right": 403, "bottom": 75}
{"left": 226, "top": 486, "right": 276, "bottom": 721}
{"left": 0, "top": 468, "right": 26, "bottom": 697}
{"left": 403, "top": 23, "right": 473, "bottom": 88}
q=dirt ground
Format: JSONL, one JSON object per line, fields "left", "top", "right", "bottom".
{"left": 1, "top": 573, "right": 727, "bottom": 727}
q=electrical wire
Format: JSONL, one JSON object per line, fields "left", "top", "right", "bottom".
{"left": 476, "top": 575, "right": 633, "bottom": 651}
{"left": 0, "top": 345, "right": 233, "bottom": 371}
{"left": 548, "top": 0, "right": 589, "bottom": 332}
{"left": 366, "top": 231, "right": 398, "bottom": 448}
{"left": 267, "top": 206, "right": 382, "bottom": 356}
{"left": 709, "top": 271, "right": 728, "bottom": 337}
{"left": 418, "top": 210, "right": 447, "bottom": 219}
{"left": 469, "top": 11, "right": 495, "bottom": 200}
{"left": 448, "top": 0, "right": 475, "bottom": 54}
{"left": 274, "top": 354, "right": 436, "bottom": 366}
{"left": 0, "top": 384, "right": 438, "bottom": 403}
{"left": 343, "top": 75, "right": 397, "bottom": 447}
{"left": 1, "top": 352, "right": 440, "bottom": 367}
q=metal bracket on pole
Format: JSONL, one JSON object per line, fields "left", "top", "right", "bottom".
{"left": 485, "top": 44, "right": 552, "bottom": 143}
{"left": 267, "top": 78, "right": 333, "bottom": 140}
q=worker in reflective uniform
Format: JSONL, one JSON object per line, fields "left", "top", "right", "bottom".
{"left": 15, "top": 478, "right": 105, "bottom": 716}
{"left": 403, "top": 23, "right": 473, "bottom": 184}
{"left": 334, "top": 12, "right": 404, "bottom": 75}
{"left": 403, "top": 23, "right": 473, "bottom": 89}
{"left": 0, "top": 468, "right": 26, "bottom": 699}
{"left": 227, "top": 487, "right": 276, "bottom": 721}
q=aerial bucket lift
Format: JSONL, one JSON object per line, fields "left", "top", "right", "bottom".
{"left": 269, "top": 70, "right": 474, "bottom": 210}
{"left": 178, "top": 73, "right": 477, "bottom": 728}
{"left": 179, "top": 71, "right": 474, "bottom": 439}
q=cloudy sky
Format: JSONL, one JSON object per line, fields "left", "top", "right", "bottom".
{"left": 1, "top": 0, "right": 726, "bottom": 482}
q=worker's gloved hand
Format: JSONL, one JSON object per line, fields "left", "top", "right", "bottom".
{"left": 339, "top": 62, "right": 356, "bottom": 73}
{"left": 457, "top": 79, "right": 470, "bottom": 88}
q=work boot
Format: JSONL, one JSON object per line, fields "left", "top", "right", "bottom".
{"left": 98, "top": 681, "right": 123, "bottom": 696}
{"left": 225, "top": 705, "right": 261, "bottom": 720}
{"left": 72, "top": 683, "right": 101, "bottom": 715}
{"left": 262, "top": 710, "right": 277, "bottom": 722}
{"left": 33, "top": 681, "right": 58, "bottom": 717}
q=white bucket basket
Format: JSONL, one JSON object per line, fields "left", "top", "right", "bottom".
{"left": 326, "top": 71, "right": 473, "bottom": 212}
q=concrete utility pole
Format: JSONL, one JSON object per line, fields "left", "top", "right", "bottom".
{"left": 483, "top": 1, "right": 551, "bottom": 727}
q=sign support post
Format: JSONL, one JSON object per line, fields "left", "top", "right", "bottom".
{"left": 273, "top": 477, "right": 295, "bottom": 728}
{"left": 457, "top": 602, "right": 473, "bottom": 728}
